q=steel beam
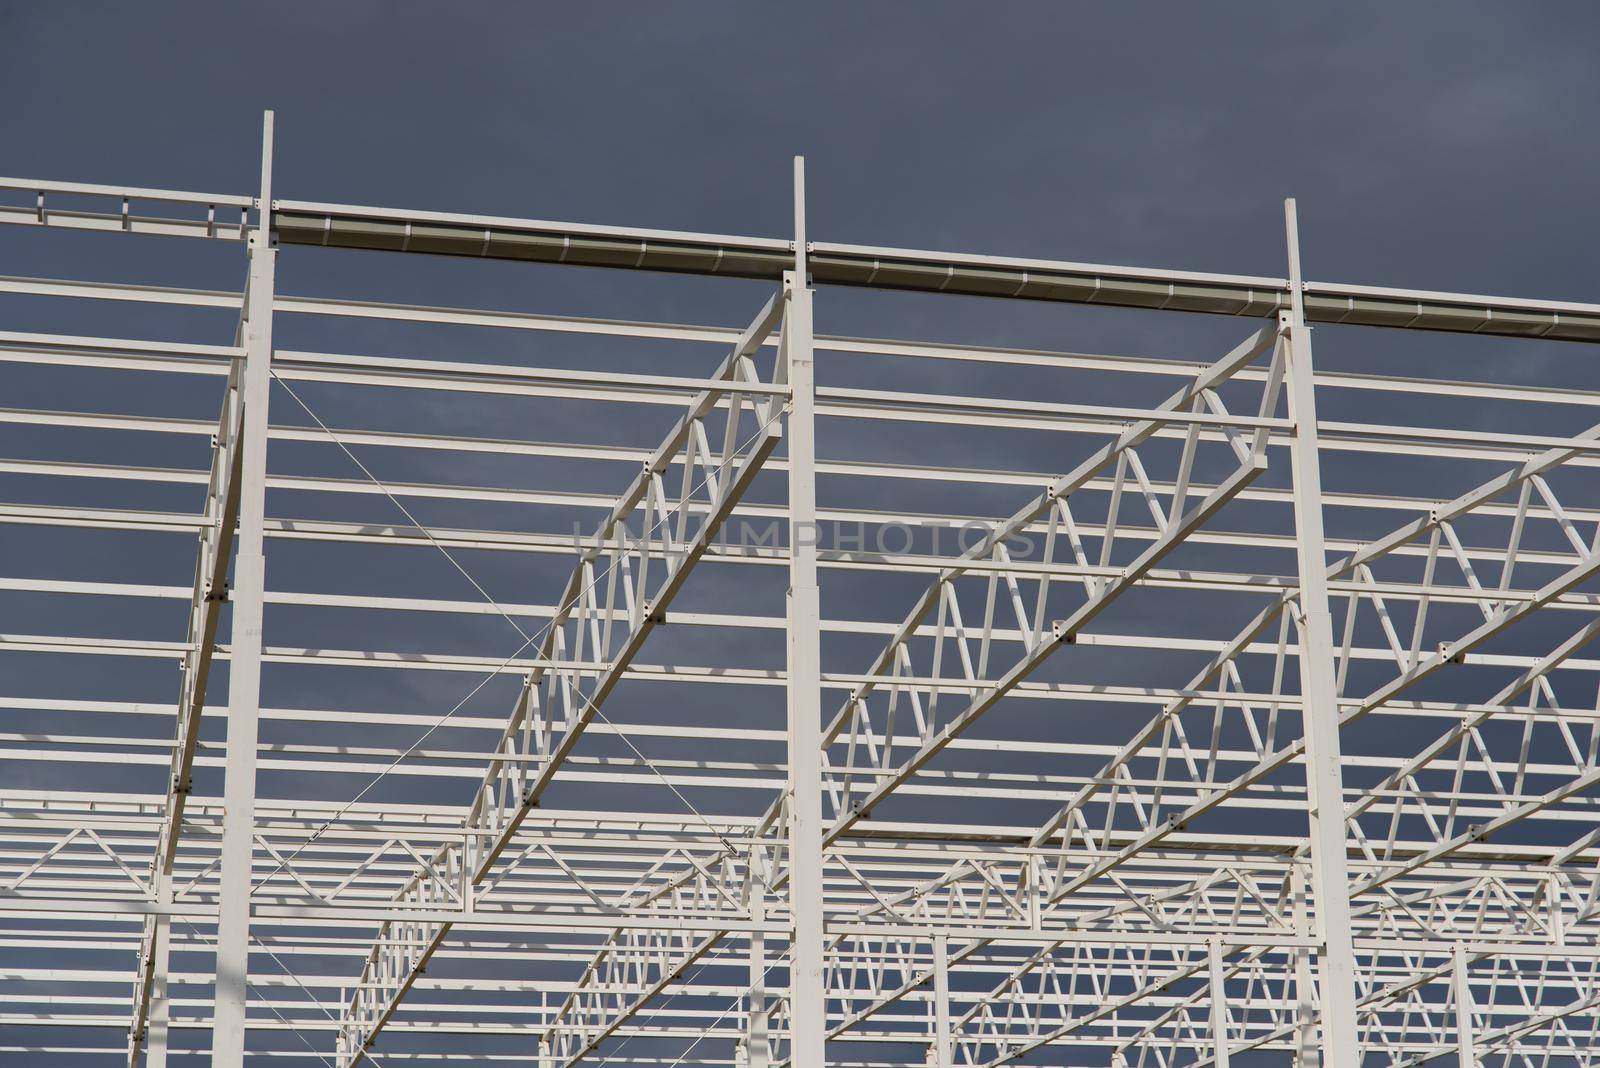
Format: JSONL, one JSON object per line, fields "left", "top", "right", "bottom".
{"left": 1042, "top": 429, "right": 1600, "bottom": 908}
{"left": 1208, "top": 937, "right": 1231, "bottom": 1068}
{"left": 529, "top": 195, "right": 823, "bottom": 1062}
{"left": 1281, "top": 198, "right": 1360, "bottom": 1068}
{"left": 10, "top": 141, "right": 1600, "bottom": 1068}
{"left": 334, "top": 290, "right": 787, "bottom": 1067}
{"left": 212, "top": 109, "right": 277, "bottom": 1068}
{"left": 1453, "top": 944, "right": 1476, "bottom": 1068}
{"left": 126, "top": 317, "right": 246, "bottom": 1068}
{"left": 123, "top": 223, "right": 255, "bottom": 1068}
{"left": 930, "top": 304, "right": 1600, "bottom": 1067}
{"left": 932, "top": 934, "right": 951, "bottom": 1068}
{"left": 824, "top": 323, "right": 1278, "bottom": 843}
{"left": 785, "top": 156, "right": 827, "bottom": 1068}
{"left": 20, "top": 170, "right": 1599, "bottom": 338}
{"left": 265, "top": 201, "right": 1600, "bottom": 342}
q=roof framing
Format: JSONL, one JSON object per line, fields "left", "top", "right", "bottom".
{"left": 3, "top": 113, "right": 1600, "bottom": 1068}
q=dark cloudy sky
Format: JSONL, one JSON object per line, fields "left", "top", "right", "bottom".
{"left": 5, "top": 2, "right": 1599, "bottom": 300}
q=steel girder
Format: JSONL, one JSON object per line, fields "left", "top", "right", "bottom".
{"left": 8, "top": 123, "right": 1600, "bottom": 1068}
{"left": 334, "top": 292, "right": 788, "bottom": 1067}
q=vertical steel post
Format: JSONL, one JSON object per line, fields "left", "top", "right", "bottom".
{"left": 785, "top": 155, "right": 826, "bottom": 1067}
{"left": 932, "top": 934, "right": 952, "bottom": 1068}
{"left": 1282, "top": 198, "right": 1360, "bottom": 1068}
{"left": 748, "top": 893, "right": 770, "bottom": 1068}
{"left": 1290, "top": 865, "right": 1320, "bottom": 1068}
{"left": 144, "top": 900, "right": 171, "bottom": 1068}
{"left": 1208, "top": 938, "right": 1230, "bottom": 1068}
{"left": 1453, "top": 944, "right": 1476, "bottom": 1068}
{"left": 212, "top": 110, "right": 277, "bottom": 1066}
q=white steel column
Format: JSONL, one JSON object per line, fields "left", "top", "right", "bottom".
{"left": 785, "top": 155, "right": 827, "bottom": 1067}
{"left": 1207, "top": 938, "right": 1230, "bottom": 1068}
{"left": 932, "top": 934, "right": 952, "bottom": 1068}
{"left": 1453, "top": 945, "right": 1476, "bottom": 1068}
{"left": 144, "top": 906, "right": 171, "bottom": 1068}
{"left": 1290, "top": 866, "right": 1320, "bottom": 1068}
{"left": 1282, "top": 198, "right": 1360, "bottom": 1068}
{"left": 748, "top": 893, "right": 770, "bottom": 1068}
{"left": 212, "top": 110, "right": 277, "bottom": 1066}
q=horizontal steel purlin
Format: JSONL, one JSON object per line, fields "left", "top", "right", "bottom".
{"left": 5, "top": 173, "right": 1600, "bottom": 337}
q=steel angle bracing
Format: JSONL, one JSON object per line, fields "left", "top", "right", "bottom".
{"left": 5, "top": 125, "right": 1600, "bottom": 1068}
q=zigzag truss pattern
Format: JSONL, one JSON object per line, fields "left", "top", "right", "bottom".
{"left": 5, "top": 114, "right": 1600, "bottom": 1067}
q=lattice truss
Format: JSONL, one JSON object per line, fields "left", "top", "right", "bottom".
{"left": 4, "top": 116, "right": 1600, "bottom": 1068}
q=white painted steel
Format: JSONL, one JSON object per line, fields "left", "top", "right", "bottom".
{"left": 210, "top": 111, "right": 277, "bottom": 1068}
{"left": 3, "top": 125, "right": 1600, "bottom": 1068}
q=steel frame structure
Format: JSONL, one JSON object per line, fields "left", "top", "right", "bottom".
{"left": 4, "top": 113, "right": 1600, "bottom": 1067}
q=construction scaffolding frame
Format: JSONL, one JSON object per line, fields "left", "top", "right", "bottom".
{"left": 4, "top": 112, "right": 1600, "bottom": 1067}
